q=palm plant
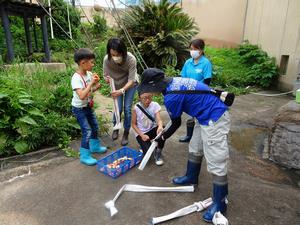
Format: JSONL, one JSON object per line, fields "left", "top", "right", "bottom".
{"left": 120, "top": 0, "right": 198, "bottom": 69}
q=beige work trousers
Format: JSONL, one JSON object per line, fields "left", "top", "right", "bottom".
{"left": 189, "top": 111, "right": 230, "bottom": 176}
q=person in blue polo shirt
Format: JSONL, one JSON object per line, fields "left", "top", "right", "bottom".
{"left": 179, "top": 39, "right": 212, "bottom": 142}
{"left": 138, "top": 68, "right": 230, "bottom": 223}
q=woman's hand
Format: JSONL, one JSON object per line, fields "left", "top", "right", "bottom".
{"left": 111, "top": 90, "right": 123, "bottom": 98}
{"left": 141, "top": 134, "right": 150, "bottom": 142}
{"left": 104, "top": 76, "right": 110, "bottom": 84}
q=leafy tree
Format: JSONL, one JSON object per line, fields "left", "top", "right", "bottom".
{"left": 120, "top": 0, "right": 198, "bottom": 69}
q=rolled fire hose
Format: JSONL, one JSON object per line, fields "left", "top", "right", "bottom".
{"left": 104, "top": 184, "right": 194, "bottom": 217}
{"left": 151, "top": 197, "right": 212, "bottom": 224}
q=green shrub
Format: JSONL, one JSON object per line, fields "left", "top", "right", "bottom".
{"left": 29, "top": 53, "right": 45, "bottom": 62}
{"left": 164, "top": 65, "right": 181, "bottom": 77}
{"left": 120, "top": 0, "right": 198, "bottom": 70}
{"left": 238, "top": 42, "right": 278, "bottom": 87}
{"left": 92, "top": 14, "right": 108, "bottom": 38}
{"left": 51, "top": 52, "right": 74, "bottom": 66}
{"left": 206, "top": 47, "right": 250, "bottom": 88}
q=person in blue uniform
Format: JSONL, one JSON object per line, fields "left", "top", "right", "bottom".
{"left": 138, "top": 68, "right": 230, "bottom": 223}
{"left": 179, "top": 39, "right": 212, "bottom": 142}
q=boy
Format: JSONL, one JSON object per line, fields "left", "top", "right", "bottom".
{"left": 71, "top": 48, "right": 107, "bottom": 166}
{"left": 131, "top": 91, "right": 165, "bottom": 166}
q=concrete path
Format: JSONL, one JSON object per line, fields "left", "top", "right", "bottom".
{"left": 0, "top": 93, "right": 299, "bottom": 225}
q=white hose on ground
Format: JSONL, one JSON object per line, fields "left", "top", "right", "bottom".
{"left": 249, "top": 90, "right": 293, "bottom": 97}
{"left": 105, "top": 184, "right": 195, "bottom": 217}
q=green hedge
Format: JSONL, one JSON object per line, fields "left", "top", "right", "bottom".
{"left": 0, "top": 65, "right": 109, "bottom": 157}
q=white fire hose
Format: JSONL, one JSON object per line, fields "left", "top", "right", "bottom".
{"left": 151, "top": 197, "right": 212, "bottom": 224}
{"left": 104, "top": 184, "right": 194, "bottom": 217}
{"left": 109, "top": 78, "right": 122, "bottom": 130}
{"left": 138, "top": 121, "right": 172, "bottom": 170}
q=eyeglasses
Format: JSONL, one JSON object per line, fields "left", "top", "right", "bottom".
{"left": 140, "top": 95, "right": 153, "bottom": 100}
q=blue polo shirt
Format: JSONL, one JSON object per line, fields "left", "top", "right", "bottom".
{"left": 163, "top": 77, "right": 227, "bottom": 125}
{"left": 181, "top": 56, "right": 212, "bottom": 82}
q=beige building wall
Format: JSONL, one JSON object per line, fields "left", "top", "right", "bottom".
{"left": 181, "top": 0, "right": 247, "bottom": 47}
{"left": 77, "top": 6, "right": 120, "bottom": 28}
{"left": 244, "top": 0, "right": 300, "bottom": 91}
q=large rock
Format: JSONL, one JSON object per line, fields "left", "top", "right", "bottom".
{"left": 269, "top": 101, "right": 300, "bottom": 169}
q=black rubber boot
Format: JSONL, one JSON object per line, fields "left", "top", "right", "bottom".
{"left": 179, "top": 125, "right": 194, "bottom": 142}
{"left": 112, "top": 130, "right": 119, "bottom": 140}
{"left": 121, "top": 130, "right": 129, "bottom": 146}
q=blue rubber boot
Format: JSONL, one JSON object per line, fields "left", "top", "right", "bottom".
{"left": 172, "top": 160, "right": 201, "bottom": 185}
{"left": 90, "top": 138, "right": 107, "bottom": 153}
{"left": 80, "top": 147, "right": 97, "bottom": 166}
{"left": 203, "top": 183, "right": 228, "bottom": 223}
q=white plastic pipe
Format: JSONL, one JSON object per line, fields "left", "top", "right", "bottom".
{"left": 151, "top": 197, "right": 213, "bottom": 224}
{"left": 138, "top": 121, "right": 172, "bottom": 170}
{"left": 109, "top": 78, "right": 122, "bottom": 130}
{"left": 105, "top": 184, "right": 194, "bottom": 217}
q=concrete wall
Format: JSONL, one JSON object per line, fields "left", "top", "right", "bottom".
{"left": 243, "top": 0, "right": 300, "bottom": 91}
{"left": 181, "top": 0, "right": 247, "bottom": 47}
{"left": 77, "top": 6, "right": 120, "bottom": 28}
{"left": 3, "top": 63, "right": 66, "bottom": 74}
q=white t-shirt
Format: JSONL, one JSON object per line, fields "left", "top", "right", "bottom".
{"left": 134, "top": 102, "right": 161, "bottom": 137}
{"left": 71, "top": 71, "right": 92, "bottom": 107}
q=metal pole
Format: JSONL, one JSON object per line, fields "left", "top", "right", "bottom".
{"left": 0, "top": 6, "right": 14, "bottom": 63}
{"left": 32, "top": 17, "right": 38, "bottom": 51}
{"left": 23, "top": 16, "right": 33, "bottom": 55}
{"left": 242, "top": 0, "right": 249, "bottom": 43}
{"left": 41, "top": 15, "right": 51, "bottom": 62}
{"left": 48, "top": 0, "right": 54, "bottom": 39}
{"left": 66, "top": 0, "right": 72, "bottom": 39}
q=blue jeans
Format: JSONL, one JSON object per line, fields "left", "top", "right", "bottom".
{"left": 113, "top": 85, "right": 137, "bottom": 131}
{"left": 72, "top": 106, "right": 99, "bottom": 149}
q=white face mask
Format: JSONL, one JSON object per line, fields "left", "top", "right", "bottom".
{"left": 190, "top": 50, "right": 201, "bottom": 59}
{"left": 112, "top": 56, "right": 123, "bottom": 64}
